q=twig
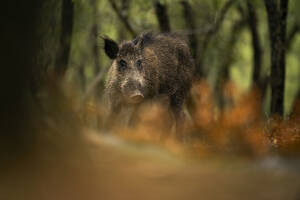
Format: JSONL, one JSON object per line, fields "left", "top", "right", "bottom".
{"left": 108, "top": 0, "right": 137, "bottom": 38}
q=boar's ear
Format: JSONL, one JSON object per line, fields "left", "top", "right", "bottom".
{"left": 102, "top": 36, "right": 119, "bottom": 59}
{"left": 133, "top": 32, "right": 153, "bottom": 49}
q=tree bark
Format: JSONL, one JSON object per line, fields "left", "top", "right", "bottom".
{"left": 264, "top": 0, "right": 289, "bottom": 116}
{"left": 55, "top": 0, "right": 74, "bottom": 76}
{"left": 154, "top": 1, "right": 171, "bottom": 32}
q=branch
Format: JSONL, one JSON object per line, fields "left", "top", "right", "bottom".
{"left": 108, "top": 0, "right": 137, "bottom": 38}
{"left": 210, "top": 0, "right": 236, "bottom": 34}
{"left": 286, "top": 23, "right": 300, "bottom": 50}
{"left": 197, "top": 0, "right": 236, "bottom": 77}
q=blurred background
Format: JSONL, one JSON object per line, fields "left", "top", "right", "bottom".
{"left": 13, "top": 0, "right": 299, "bottom": 116}
{"left": 1, "top": 0, "right": 300, "bottom": 199}
{"left": 62, "top": 0, "right": 300, "bottom": 115}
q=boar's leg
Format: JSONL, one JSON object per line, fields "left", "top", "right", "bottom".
{"left": 104, "top": 102, "right": 122, "bottom": 131}
{"left": 170, "top": 90, "right": 186, "bottom": 140}
{"left": 128, "top": 103, "right": 143, "bottom": 128}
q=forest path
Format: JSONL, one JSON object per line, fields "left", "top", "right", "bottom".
{"left": 1, "top": 130, "right": 300, "bottom": 200}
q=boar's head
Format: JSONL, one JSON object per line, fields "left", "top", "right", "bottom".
{"left": 103, "top": 33, "right": 156, "bottom": 105}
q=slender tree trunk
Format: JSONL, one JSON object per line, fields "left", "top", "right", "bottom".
{"left": 90, "top": 0, "right": 106, "bottom": 98}
{"left": 247, "top": 0, "right": 262, "bottom": 88}
{"left": 154, "top": 1, "right": 171, "bottom": 32}
{"left": 55, "top": 0, "right": 74, "bottom": 76}
{"left": 181, "top": 1, "right": 198, "bottom": 59}
{"left": 216, "top": 18, "right": 246, "bottom": 110}
{"left": 264, "top": 0, "right": 289, "bottom": 116}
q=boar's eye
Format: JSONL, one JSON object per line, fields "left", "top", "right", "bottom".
{"left": 136, "top": 59, "right": 142, "bottom": 70}
{"left": 118, "top": 59, "right": 127, "bottom": 71}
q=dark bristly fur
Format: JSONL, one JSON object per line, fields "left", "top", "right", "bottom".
{"left": 103, "top": 32, "right": 195, "bottom": 137}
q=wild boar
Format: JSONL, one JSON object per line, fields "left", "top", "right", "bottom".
{"left": 103, "top": 32, "right": 194, "bottom": 137}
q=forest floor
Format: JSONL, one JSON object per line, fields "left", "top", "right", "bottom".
{"left": 1, "top": 130, "right": 300, "bottom": 200}
{"left": 1, "top": 82, "right": 300, "bottom": 200}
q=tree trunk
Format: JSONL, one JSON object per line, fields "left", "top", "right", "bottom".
{"left": 264, "top": 0, "right": 289, "bottom": 116}
{"left": 216, "top": 18, "right": 246, "bottom": 110}
{"left": 90, "top": 0, "right": 102, "bottom": 97}
{"left": 55, "top": 0, "right": 74, "bottom": 76}
{"left": 247, "top": 0, "right": 262, "bottom": 89}
{"left": 0, "top": 0, "right": 61, "bottom": 159}
{"left": 291, "top": 87, "right": 300, "bottom": 117}
{"left": 154, "top": 1, "right": 171, "bottom": 32}
{"left": 181, "top": 1, "right": 198, "bottom": 59}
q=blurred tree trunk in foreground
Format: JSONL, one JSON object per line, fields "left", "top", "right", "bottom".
{"left": 154, "top": 1, "right": 171, "bottom": 33}
{"left": 30, "top": 1, "right": 62, "bottom": 96}
{"left": 264, "top": 0, "right": 289, "bottom": 116}
{"left": 55, "top": 0, "right": 74, "bottom": 76}
{"left": 0, "top": 0, "right": 53, "bottom": 161}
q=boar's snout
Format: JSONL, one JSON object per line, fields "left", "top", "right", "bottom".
{"left": 129, "top": 91, "right": 144, "bottom": 104}
{"left": 122, "top": 79, "right": 145, "bottom": 104}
